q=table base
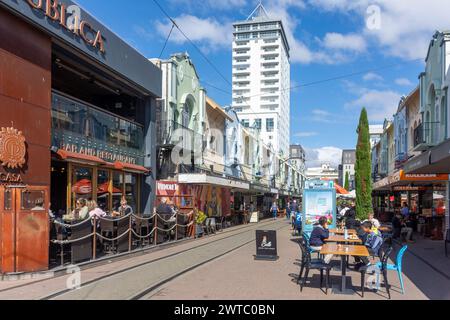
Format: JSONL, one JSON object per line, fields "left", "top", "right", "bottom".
{"left": 332, "top": 276, "right": 355, "bottom": 295}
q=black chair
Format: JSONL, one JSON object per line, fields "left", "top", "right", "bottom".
{"left": 297, "top": 239, "right": 332, "bottom": 294}
{"left": 445, "top": 229, "right": 450, "bottom": 258}
{"left": 360, "top": 245, "right": 393, "bottom": 299}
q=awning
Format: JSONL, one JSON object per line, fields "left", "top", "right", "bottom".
{"left": 404, "top": 139, "right": 450, "bottom": 174}
{"left": 111, "top": 161, "right": 150, "bottom": 174}
{"left": 56, "top": 149, "right": 106, "bottom": 165}
{"left": 373, "top": 169, "right": 449, "bottom": 191}
{"left": 334, "top": 183, "right": 349, "bottom": 195}
{"left": 178, "top": 173, "right": 250, "bottom": 190}
{"left": 403, "top": 151, "right": 431, "bottom": 174}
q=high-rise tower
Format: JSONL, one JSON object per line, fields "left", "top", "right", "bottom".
{"left": 232, "top": 2, "right": 291, "bottom": 156}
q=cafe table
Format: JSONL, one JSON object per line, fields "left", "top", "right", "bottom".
{"left": 320, "top": 243, "right": 369, "bottom": 295}
{"left": 329, "top": 229, "right": 357, "bottom": 235}
{"left": 325, "top": 235, "right": 362, "bottom": 244}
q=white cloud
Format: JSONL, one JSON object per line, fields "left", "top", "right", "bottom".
{"left": 345, "top": 89, "right": 401, "bottom": 122}
{"left": 308, "top": 0, "right": 450, "bottom": 61}
{"left": 294, "top": 131, "right": 319, "bottom": 138}
{"left": 395, "top": 78, "right": 415, "bottom": 86}
{"left": 154, "top": 15, "right": 233, "bottom": 50}
{"left": 363, "top": 72, "right": 383, "bottom": 82}
{"left": 305, "top": 146, "right": 343, "bottom": 168}
{"left": 322, "top": 33, "right": 367, "bottom": 52}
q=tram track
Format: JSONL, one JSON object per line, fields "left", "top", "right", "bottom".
{"left": 0, "top": 219, "right": 276, "bottom": 296}
{"left": 131, "top": 222, "right": 289, "bottom": 300}
{"left": 38, "top": 219, "right": 286, "bottom": 300}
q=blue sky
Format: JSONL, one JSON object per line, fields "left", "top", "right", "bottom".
{"left": 75, "top": 0, "right": 448, "bottom": 167}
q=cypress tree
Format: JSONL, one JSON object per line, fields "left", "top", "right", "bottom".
{"left": 355, "top": 108, "right": 373, "bottom": 220}
{"left": 344, "top": 171, "right": 350, "bottom": 191}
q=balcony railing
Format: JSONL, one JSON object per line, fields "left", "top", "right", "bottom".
{"left": 414, "top": 122, "right": 440, "bottom": 149}
{"left": 156, "top": 120, "right": 204, "bottom": 150}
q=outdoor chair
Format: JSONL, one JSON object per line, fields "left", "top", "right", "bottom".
{"left": 360, "top": 245, "right": 393, "bottom": 299}
{"left": 296, "top": 238, "right": 324, "bottom": 284}
{"left": 445, "top": 229, "right": 450, "bottom": 258}
{"left": 298, "top": 238, "right": 332, "bottom": 294}
{"left": 202, "top": 219, "right": 211, "bottom": 236}
{"left": 302, "top": 232, "right": 321, "bottom": 258}
{"left": 376, "top": 245, "right": 408, "bottom": 294}
{"left": 209, "top": 218, "right": 217, "bottom": 234}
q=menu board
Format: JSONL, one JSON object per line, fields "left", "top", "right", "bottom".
{"left": 302, "top": 189, "right": 336, "bottom": 233}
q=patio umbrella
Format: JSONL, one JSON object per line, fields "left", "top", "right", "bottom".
{"left": 335, "top": 183, "right": 350, "bottom": 195}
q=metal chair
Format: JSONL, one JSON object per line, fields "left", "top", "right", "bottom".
{"left": 298, "top": 238, "right": 332, "bottom": 294}
{"left": 376, "top": 245, "right": 408, "bottom": 294}
{"left": 360, "top": 245, "right": 393, "bottom": 299}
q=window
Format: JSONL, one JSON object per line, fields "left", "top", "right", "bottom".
{"left": 72, "top": 166, "right": 93, "bottom": 207}
{"left": 266, "top": 118, "right": 274, "bottom": 132}
{"left": 237, "top": 25, "right": 250, "bottom": 32}
{"left": 255, "top": 119, "right": 262, "bottom": 130}
{"left": 242, "top": 119, "right": 250, "bottom": 128}
{"left": 4, "top": 190, "right": 11, "bottom": 210}
{"left": 97, "top": 170, "right": 110, "bottom": 212}
{"left": 21, "top": 191, "right": 46, "bottom": 211}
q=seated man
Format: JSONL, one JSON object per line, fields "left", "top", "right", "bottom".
{"left": 355, "top": 221, "right": 384, "bottom": 270}
{"left": 309, "top": 217, "right": 333, "bottom": 264}
{"left": 401, "top": 216, "right": 415, "bottom": 243}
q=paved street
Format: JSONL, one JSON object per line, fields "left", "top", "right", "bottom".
{"left": 1, "top": 219, "right": 448, "bottom": 300}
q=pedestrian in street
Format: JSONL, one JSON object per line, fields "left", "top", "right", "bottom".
{"left": 286, "top": 202, "right": 291, "bottom": 220}
{"left": 271, "top": 202, "right": 278, "bottom": 220}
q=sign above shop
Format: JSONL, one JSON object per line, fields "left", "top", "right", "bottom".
{"left": 60, "top": 143, "right": 138, "bottom": 165}
{"left": 0, "top": 127, "right": 27, "bottom": 169}
{"left": 24, "top": 0, "right": 105, "bottom": 53}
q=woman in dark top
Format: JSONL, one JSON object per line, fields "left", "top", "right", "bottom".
{"left": 309, "top": 217, "right": 333, "bottom": 263}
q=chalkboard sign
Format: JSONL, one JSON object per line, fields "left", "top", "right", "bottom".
{"left": 255, "top": 230, "right": 279, "bottom": 261}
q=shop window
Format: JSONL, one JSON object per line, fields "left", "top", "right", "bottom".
{"left": 125, "top": 173, "right": 138, "bottom": 213}
{"left": 112, "top": 172, "right": 124, "bottom": 212}
{"left": 4, "top": 190, "right": 12, "bottom": 210}
{"left": 97, "top": 170, "right": 110, "bottom": 213}
{"left": 72, "top": 166, "right": 93, "bottom": 208}
{"left": 21, "top": 191, "right": 45, "bottom": 211}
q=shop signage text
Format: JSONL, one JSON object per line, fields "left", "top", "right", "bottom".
{"left": 62, "top": 143, "right": 137, "bottom": 165}
{"left": 0, "top": 172, "right": 23, "bottom": 185}
{"left": 25, "top": 0, "right": 105, "bottom": 53}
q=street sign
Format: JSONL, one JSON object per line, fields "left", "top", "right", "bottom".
{"left": 254, "top": 230, "right": 279, "bottom": 261}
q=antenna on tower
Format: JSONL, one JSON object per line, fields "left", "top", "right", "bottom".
{"left": 246, "top": 1, "right": 269, "bottom": 21}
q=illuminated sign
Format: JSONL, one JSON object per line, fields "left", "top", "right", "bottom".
{"left": 25, "top": 0, "right": 105, "bottom": 53}
{"left": 61, "top": 143, "right": 138, "bottom": 165}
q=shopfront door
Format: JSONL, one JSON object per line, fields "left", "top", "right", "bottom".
{"left": 0, "top": 186, "right": 49, "bottom": 274}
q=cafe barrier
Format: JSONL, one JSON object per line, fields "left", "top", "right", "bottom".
{"left": 51, "top": 212, "right": 195, "bottom": 266}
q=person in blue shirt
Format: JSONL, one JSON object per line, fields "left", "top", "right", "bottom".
{"left": 309, "top": 217, "right": 333, "bottom": 263}
{"left": 355, "top": 221, "right": 384, "bottom": 270}
{"left": 271, "top": 202, "right": 278, "bottom": 220}
{"left": 401, "top": 202, "right": 410, "bottom": 218}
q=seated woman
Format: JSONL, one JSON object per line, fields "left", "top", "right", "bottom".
{"left": 87, "top": 200, "right": 107, "bottom": 219}
{"left": 309, "top": 217, "right": 333, "bottom": 264}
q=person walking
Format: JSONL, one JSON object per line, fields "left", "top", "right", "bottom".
{"left": 271, "top": 202, "right": 278, "bottom": 220}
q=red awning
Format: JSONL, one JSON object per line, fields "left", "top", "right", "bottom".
{"left": 335, "top": 183, "right": 349, "bottom": 195}
{"left": 56, "top": 149, "right": 106, "bottom": 165}
{"left": 112, "top": 161, "right": 150, "bottom": 173}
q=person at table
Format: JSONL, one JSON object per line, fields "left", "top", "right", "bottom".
{"left": 113, "top": 196, "right": 134, "bottom": 217}
{"left": 309, "top": 217, "right": 333, "bottom": 264}
{"left": 87, "top": 200, "right": 107, "bottom": 219}
{"left": 355, "top": 221, "right": 383, "bottom": 270}
{"left": 344, "top": 209, "right": 361, "bottom": 230}
{"left": 363, "top": 212, "right": 380, "bottom": 234}
{"left": 400, "top": 215, "right": 415, "bottom": 243}
{"left": 64, "top": 198, "right": 89, "bottom": 221}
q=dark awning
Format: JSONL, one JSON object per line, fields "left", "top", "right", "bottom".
{"left": 403, "top": 151, "right": 431, "bottom": 174}
{"left": 404, "top": 138, "right": 450, "bottom": 175}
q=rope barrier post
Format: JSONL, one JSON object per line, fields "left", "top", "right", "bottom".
{"left": 154, "top": 214, "right": 158, "bottom": 245}
{"left": 175, "top": 212, "right": 178, "bottom": 241}
{"left": 128, "top": 214, "right": 132, "bottom": 252}
{"left": 92, "top": 216, "right": 97, "bottom": 260}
